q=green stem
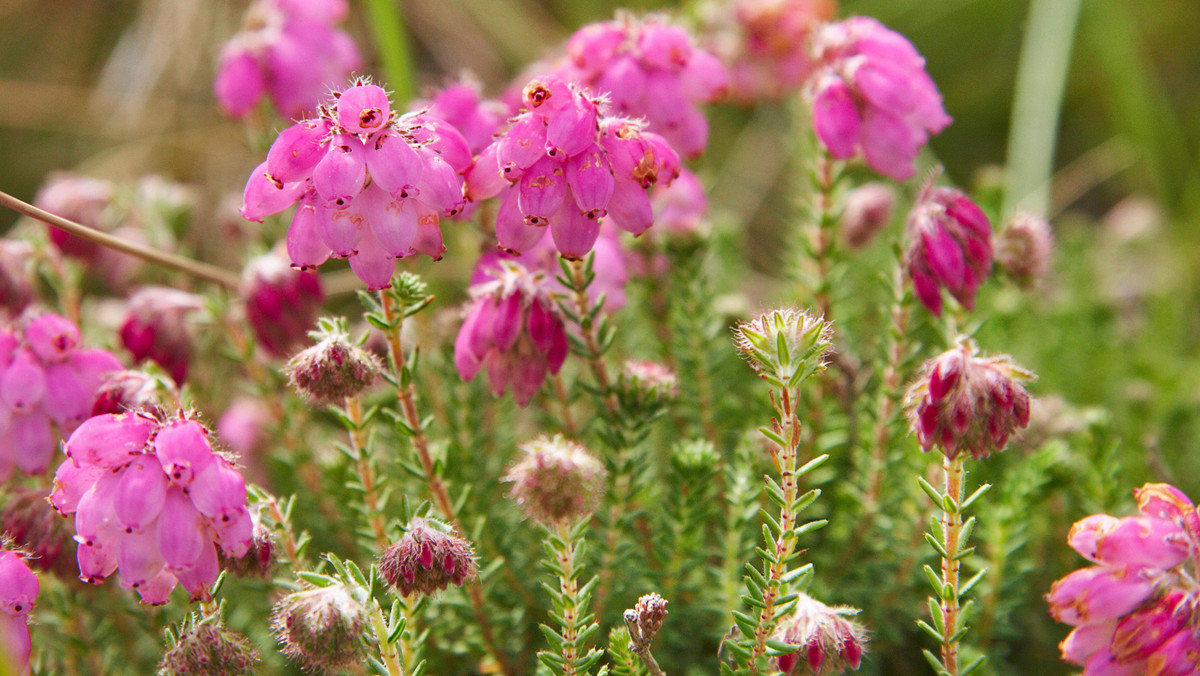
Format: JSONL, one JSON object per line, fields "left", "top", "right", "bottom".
{"left": 566, "top": 258, "right": 618, "bottom": 416}
{"left": 367, "top": 596, "right": 406, "bottom": 676}
{"left": 361, "top": 0, "right": 416, "bottom": 104}
{"left": 939, "top": 454, "right": 967, "bottom": 676}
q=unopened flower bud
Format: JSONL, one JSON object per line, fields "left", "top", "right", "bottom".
{"left": 0, "top": 240, "right": 34, "bottom": 319}
{"left": 1, "top": 488, "right": 75, "bottom": 579}
{"left": 995, "top": 212, "right": 1053, "bottom": 289}
{"left": 617, "top": 360, "right": 679, "bottom": 412}
{"left": 157, "top": 618, "right": 258, "bottom": 676}
{"left": 504, "top": 435, "right": 607, "bottom": 526}
{"left": 773, "top": 593, "right": 868, "bottom": 675}
{"left": 242, "top": 252, "right": 324, "bottom": 358}
{"left": 629, "top": 593, "right": 668, "bottom": 644}
{"left": 120, "top": 287, "right": 204, "bottom": 384}
{"left": 220, "top": 518, "right": 274, "bottom": 578}
{"left": 284, "top": 333, "right": 382, "bottom": 405}
{"left": 732, "top": 307, "right": 833, "bottom": 390}
{"left": 378, "top": 518, "right": 478, "bottom": 598}
{"left": 904, "top": 337, "right": 1034, "bottom": 460}
{"left": 271, "top": 582, "right": 366, "bottom": 671}
{"left": 904, "top": 187, "right": 993, "bottom": 317}
{"left": 840, "top": 183, "right": 895, "bottom": 250}
{"left": 91, "top": 370, "right": 177, "bottom": 418}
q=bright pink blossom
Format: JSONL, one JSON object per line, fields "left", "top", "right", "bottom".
{"left": 0, "top": 314, "right": 123, "bottom": 480}
{"left": 214, "top": 0, "right": 361, "bottom": 120}
{"left": 1048, "top": 483, "right": 1200, "bottom": 675}
{"left": 454, "top": 260, "right": 569, "bottom": 406}
{"left": 414, "top": 78, "right": 510, "bottom": 156}
{"left": 242, "top": 79, "right": 468, "bottom": 290}
{"left": 904, "top": 186, "right": 992, "bottom": 316}
{"left": 51, "top": 414, "right": 252, "bottom": 605}
{"left": 242, "top": 252, "right": 323, "bottom": 358}
{"left": 807, "top": 17, "right": 952, "bottom": 181}
{"left": 0, "top": 551, "right": 37, "bottom": 675}
{"left": 773, "top": 593, "right": 867, "bottom": 675}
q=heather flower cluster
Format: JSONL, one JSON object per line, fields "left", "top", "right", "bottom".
{"left": 904, "top": 186, "right": 993, "bottom": 316}
{"left": 157, "top": 617, "right": 259, "bottom": 676}
{"left": 553, "top": 14, "right": 729, "bottom": 157}
{"left": 241, "top": 252, "right": 324, "bottom": 358}
{"left": 1048, "top": 483, "right": 1200, "bottom": 675}
{"left": 454, "top": 260, "right": 569, "bottom": 406}
{"left": 120, "top": 287, "right": 204, "bottom": 384}
{"left": 807, "top": 17, "right": 952, "bottom": 181}
{"left": 415, "top": 78, "right": 510, "bottom": 155}
{"left": 271, "top": 582, "right": 367, "bottom": 671}
{"left": 503, "top": 435, "right": 607, "bottom": 525}
{"left": 904, "top": 338, "right": 1033, "bottom": 460}
{"left": 468, "top": 75, "right": 681, "bottom": 258}
{"left": 772, "top": 593, "right": 867, "bottom": 675}
{"left": 0, "top": 550, "right": 38, "bottom": 676}
{"left": 214, "top": 0, "right": 362, "bottom": 119}
{"left": 241, "top": 79, "right": 469, "bottom": 290}
{"left": 378, "top": 518, "right": 478, "bottom": 598}
{"left": 1, "top": 313, "right": 123, "bottom": 479}
{"left": 50, "top": 414, "right": 253, "bottom": 604}
{"left": 285, "top": 326, "right": 382, "bottom": 405}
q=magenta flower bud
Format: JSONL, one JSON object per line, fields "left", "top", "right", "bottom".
{"left": 271, "top": 582, "right": 367, "bottom": 671}
{"left": 518, "top": 157, "right": 568, "bottom": 227}
{"left": 378, "top": 518, "right": 479, "bottom": 598}
{"left": 1145, "top": 626, "right": 1200, "bottom": 675}
{"left": 285, "top": 331, "right": 383, "bottom": 405}
{"left": 23, "top": 313, "right": 78, "bottom": 365}
{"left": 995, "top": 212, "right": 1054, "bottom": 289}
{"left": 1047, "top": 567, "right": 1159, "bottom": 627}
{"left": 286, "top": 194, "right": 333, "bottom": 269}
{"left": 1110, "top": 592, "right": 1191, "bottom": 662}
{"left": 64, "top": 413, "right": 154, "bottom": 469}
{"left": 904, "top": 186, "right": 993, "bottom": 316}
{"left": 220, "top": 517, "right": 274, "bottom": 578}
{"left": 496, "top": 114, "right": 550, "bottom": 182}
{"left": 214, "top": 46, "right": 266, "bottom": 118}
{"left": 1136, "top": 484, "right": 1200, "bottom": 539}
{"left": 1060, "top": 620, "right": 1117, "bottom": 666}
{"left": 240, "top": 163, "right": 308, "bottom": 223}
{"left": 365, "top": 130, "right": 424, "bottom": 196}
{"left": 267, "top": 119, "right": 331, "bottom": 184}
{"left": 0, "top": 240, "right": 34, "bottom": 319}
{"left": 242, "top": 252, "right": 324, "bottom": 358}
{"left": 503, "top": 435, "right": 607, "bottom": 526}
{"left": 312, "top": 135, "right": 367, "bottom": 206}
{"left": 904, "top": 338, "right": 1033, "bottom": 460}
{"left": 772, "top": 593, "right": 868, "bottom": 675}
{"left": 113, "top": 455, "right": 169, "bottom": 534}
{"left": 158, "top": 617, "right": 259, "bottom": 676}
{"left": 566, "top": 144, "right": 615, "bottom": 220}
{"left": 120, "top": 287, "right": 204, "bottom": 384}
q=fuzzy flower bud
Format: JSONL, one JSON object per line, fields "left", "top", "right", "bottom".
{"left": 995, "top": 212, "right": 1054, "bottom": 289}
{"left": 242, "top": 252, "right": 324, "bottom": 358}
{"left": 626, "top": 592, "right": 669, "bottom": 645}
{"left": 840, "top": 183, "right": 895, "bottom": 250}
{"left": 772, "top": 593, "right": 868, "bottom": 675}
{"left": 157, "top": 617, "right": 258, "bottom": 676}
{"left": 378, "top": 518, "right": 479, "bottom": 598}
{"left": 903, "top": 337, "right": 1034, "bottom": 460}
{"left": 503, "top": 435, "right": 607, "bottom": 526}
{"left": 284, "top": 330, "right": 382, "bottom": 405}
{"left": 120, "top": 287, "right": 205, "bottom": 384}
{"left": 2, "top": 489, "right": 76, "bottom": 579}
{"left": 904, "top": 186, "right": 993, "bottom": 316}
{"left": 91, "top": 370, "right": 177, "bottom": 418}
{"left": 732, "top": 307, "right": 833, "bottom": 390}
{"left": 0, "top": 550, "right": 38, "bottom": 676}
{"left": 616, "top": 360, "right": 679, "bottom": 412}
{"left": 220, "top": 517, "right": 274, "bottom": 578}
{"left": 0, "top": 240, "right": 34, "bottom": 319}
{"left": 271, "top": 582, "right": 367, "bottom": 671}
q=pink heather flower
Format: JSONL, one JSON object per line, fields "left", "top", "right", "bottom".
{"left": 651, "top": 167, "right": 708, "bottom": 239}
{"left": 806, "top": 17, "right": 952, "bottom": 181}
{"left": 217, "top": 398, "right": 272, "bottom": 459}
{"left": 553, "top": 13, "right": 728, "bottom": 157}
{"left": 0, "top": 313, "right": 123, "bottom": 480}
{"left": 995, "top": 212, "right": 1054, "bottom": 289}
{"left": 467, "top": 75, "right": 681, "bottom": 259}
{"left": 903, "top": 337, "right": 1033, "bottom": 461}
{"left": 271, "top": 582, "right": 366, "bottom": 671}
{"left": 503, "top": 435, "right": 607, "bottom": 526}
{"left": 242, "top": 252, "right": 324, "bottom": 358}
{"left": 91, "top": 370, "right": 177, "bottom": 419}
{"left": 1048, "top": 483, "right": 1200, "bottom": 675}
{"left": 214, "top": 0, "right": 362, "bottom": 120}
{"left": 241, "top": 78, "right": 468, "bottom": 290}
{"left": 284, "top": 331, "right": 382, "bottom": 405}
{"left": 904, "top": 186, "right": 992, "bottom": 316}
{"left": 51, "top": 413, "right": 253, "bottom": 605}
{"left": 702, "top": 0, "right": 837, "bottom": 102}
{"left": 0, "top": 550, "right": 38, "bottom": 676}
{"left": 158, "top": 617, "right": 259, "bottom": 675}
{"left": 0, "top": 241, "right": 35, "bottom": 319}
{"left": 772, "top": 593, "right": 867, "bottom": 675}
{"left": 378, "top": 518, "right": 478, "bottom": 598}
{"left": 840, "top": 182, "right": 895, "bottom": 250}
{"left": 120, "top": 287, "right": 204, "bottom": 384}
{"left": 2, "top": 488, "right": 77, "bottom": 580}
{"left": 454, "top": 260, "right": 569, "bottom": 407}
{"left": 414, "top": 77, "right": 511, "bottom": 156}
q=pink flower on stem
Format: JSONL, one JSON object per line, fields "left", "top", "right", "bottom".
{"left": 454, "top": 260, "right": 569, "bottom": 407}
{"left": 214, "top": 0, "right": 362, "bottom": 120}
{"left": 0, "top": 314, "right": 123, "bottom": 480}
{"left": 468, "top": 75, "right": 680, "bottom": 259}
{"left": 0, "top": 550, "right": 38, "bottom": 676}
{"left": 807, "top": 17, "right": 952, "bottom": 181}
{"left": 904, "top": 186, "right": 992, "bottom": 316}
{"left": 772, "top": 593, "right": 867, "bottom": 675}
{"left": 553, "top": 13, "right": 728, "bottom": 157}
{"left": 1048, "top": 483, "right": 1200, "bottom": 675}
{"left": 51, "top": 413, "right": 253, "bottom": 605}
{"left": 242, "top": 252, "right": 324, "bottom": 358}
{"left": 241, "top": 78, "right": 469, "bottom": 290}
{"left": 120, "top": 287, "right": 204, "bottom": 384}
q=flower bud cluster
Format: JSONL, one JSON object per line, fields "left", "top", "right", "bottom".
{"left": 616, "top": 360, "right": 679, "bottom": 412}
{"left": 702, "top": 0, "right": 836, "bottom": 102}
{"left": 807, "top": 17, "right": 952, "bottom": 181}
{"left": 772, "top": 593, "right": 867, "bottom": 675}
{"left": 50, "top": 414, "right": 253, "bottom": 604}
{"left": 553, "top": 14, "right": 728, "bottom": 157}
{"left": 454, "top": 260, "right": 569, "bottom": 407}
{"left": 0, "top": 313, "right": 123, "bottom": 479}
{"left": 0, "top": 550, "right": 38, "bottom": 676}
{"left": 120, "top": 287, "right": 205, "bottom": 384}
{"left": 271, "top": 582, "right": 366, "bottom": 671}
{"left": 241, "top": 79, "right": 471, "bottom": 290}
{"left": 378, "top": 518, "right": 478, "bottom": 598}
{"left": 285, "top": 329, "right": 382, "bottom": 405}
{"left": 157, "top": 617, "right": 259, "bottom": 676}
{"left": 731, "top": 307, "right": 833, "bottom": 390}
{"left": 2, "top": 489, "right": 76, "bottom": 579}
{"left": 467, "top": 75, "right": 681, "bottom": 259}
{"left": 904, "top": 338, "right": 1033, "bottom": 460}
{"left": 214, "top": 0, "right": 362, "bottom": 119}
{"left": 241, "top": 252, "right": 324, "bottom": 358}
{"left": 904, "top": 186, "right": 993, "bottom": 316}
{"left": 995, "top": 212, "right": 1054, "bottom": 289}
{"left": 503, "top": 435, "right": 607, "bottom": 526}
{"left": 416, "top": 78, "right": 511, "bottom": 155}
{"left": 1048, "top": 483, "right": 1200, "bottom": 675}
